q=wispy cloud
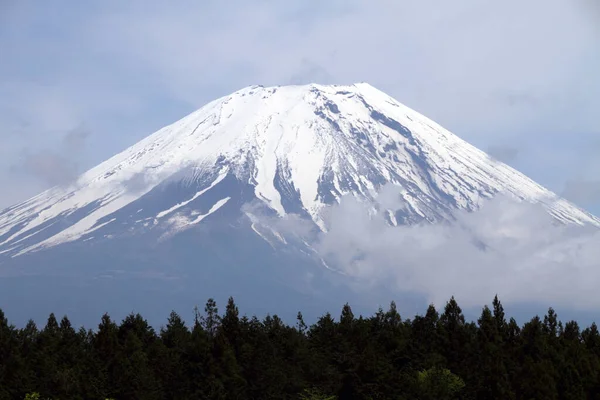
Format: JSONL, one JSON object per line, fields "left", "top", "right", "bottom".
{"left": 120, "top": 172, "right": 152, "bottom": 196}
{"left": 9, "top": 126, "right": 90, "bottom": 188}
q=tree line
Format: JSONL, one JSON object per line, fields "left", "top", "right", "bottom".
{"left": 1, "top": 295, "right": 600, "bottom": 399}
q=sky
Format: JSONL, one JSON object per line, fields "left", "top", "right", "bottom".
{"left": 1, "top": 0, "right": 600, "bottom": 326}
{"left": 1, "top": 0, "right": 599, "bottom": 214}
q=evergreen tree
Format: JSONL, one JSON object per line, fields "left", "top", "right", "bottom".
{"left": 16, "top": 320, "right": 40, "bottom": 396}
{"left": 3, "top": 294, "right": 600, "bottom": 399}
{"left": 92, "top": 313, "right": 120, "bottom": 399}
{"left": 0, "top": 309, "right": 23, "bottom": 399}
{"left": 557, "top": 321, "right": 586, "bottom": 399}
{"left": 34, "top": 314, "right": 61, "bottom": 398}
{"left": 438, "top": 298, "right": 469, "bottom": 374}
{"left": 581, "top": 322, "right": 600, "bottom": 395}
{"left": 309, "top": 312, "right": 342, "bottom": 395}
{"left": 113, "top": 329, "right": 160, "bottom": 400}
{"left": 213, "top": 316, "right": 246, "bottom": 399}
{"left": 221, "top": 297, "right": 242, "bottom": 357}
{"left": 158, "top": 311, "right": 192, "bottom": 399}
{"left": 517, "top": 316, "right": 558, "bottom": 399}
{"left": 297, "top": 311, "right": 308, "bottom": 335}
{"left": 52, "top": 316, "right": 82, "bottom": 398}
{"left": 202, "top": 298, "right": 220, "bottom": 339}
{"left": 187, "top": 313, "right": 215, "bottom": 398}
{"left": 475, "top": 305, "right": 514, "bottom": 399}
{"left": 409, "top": 304, "right": 443, "bottom": 369}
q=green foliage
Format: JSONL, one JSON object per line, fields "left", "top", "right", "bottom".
{"left": 23, "top": 394, "right": 113, "bottom": 400}
{"left": 416, "top": 367, "right": 465, "bottom": 400}
{"left": 2, "top": 295, "right": 600, "bottom": 399}
{"left": 299, "top": 387, "right": 338, "bottom": 399}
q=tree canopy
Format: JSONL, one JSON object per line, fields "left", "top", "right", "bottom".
{"left": 1, "top": 296, "right": 599, "bottom": 399}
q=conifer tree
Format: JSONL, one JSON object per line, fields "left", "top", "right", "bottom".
{"left": 0, "top": 309, "right": 23, "bottom": 399}
{"left": 113, "top": 329, "right": 160, "bottom": 400}
{"left": 475, "top": 305, "right": 514, "bottom": 399}
{"left": 92, "top": 313, "right": 120, "bottom": 398}
{"left": 158, "top": 311, "right": 191, "bottom": 399}
{"left": 202, "top": 298, "right": 220, "bottom": 339}
{"left": 409, "top": 304, "right": 443, "bottom": 369}
{"left": 296, "top": 311, "right": 308, "bottom": 335}
{"left": 4, "top": 293, "right": 600, "bottom": 399}
{"left": 517, "top": 316, "right": 558, "bottom": 399}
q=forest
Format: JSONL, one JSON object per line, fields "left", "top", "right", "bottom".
{"left": 1, "top": 295, "right": 600, "bottom": 399}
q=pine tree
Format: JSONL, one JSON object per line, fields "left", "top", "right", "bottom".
{"left": 475, "top": 305, "right": 514, "bottom": 399}
{"left": 297, "top": 311, "right": 308, "bottom": 335}
{"left": 187, "top": 314, "right": 215, "bottom": 398}
{"left": 202, "top": 298, "right": 220, "bottom": 339}
{"left": 439, "top": 298, "right": 467, "bottom": 371}
{"left": 384, "top": 300, "right": 402, "bottom": 328}
{"left": 581, "top": 322, "right": 600, "bottom": 395}
{"left": 409, "top": 304, "right": 443, "bottom": 369}
{"left": 438, "top": 297, "right": 474, "bottom": 397}
{"left": 308, "top": 312, "right": 342, "bottom": 395}
{"left": 16, "top": 319, "right": 39, "bottom": 396}
{"left": 221, "top": 297, "right": 241, "bottom": 355}
{"left": 336, "top": 304, "right": 359, "bottom": 398}
{"left": 6, "top": 293, "right": 600, "bottom": 399}
{"left": 52, "top": 316, "right": 82, "bottom": 398}
{"left": 492, "top": 295, "right": 506, "bottom": 338}
{"left": 517, "top": 316, "right": 558, "bottom": 399}
{"left": 118, "top": 313, "right": 157, "bottom": 348}
{"left": 158, "top": 311, "right": 192, "bottom": 399}
{"left": 92, "top": 313, "right": 120, "bottom": 399}
{"left": 0, "top": 309, "right": 23, "bottom": 400}
{"left": 114, "top": 330, "right": 161, "bottom": 399}
{"left": 557, "top": 321, "right": 586, "bottom": 399}
{"left": 34, "top": 314, "right": 62, "bottom": 398}
{"left": 216, "top": 298, "right": 247, "bottom": 399}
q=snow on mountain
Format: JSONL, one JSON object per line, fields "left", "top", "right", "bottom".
{"left": 0, "top": 83, "right": 598, "bottom": 259}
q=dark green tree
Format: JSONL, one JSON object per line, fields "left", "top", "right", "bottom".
{"left": 416, "top": 366, "right": 465, "bottom": 400}
{"left": 474, "top": 305, "right": 514, "bottom": 399}
{"left": 0, "top": 309, "right": 23, "bottom": 399}
{"left": 517, "top": 316, "right": 558, "bottom": 399}
{"left": 158, "top": 311, "right": 192, "bottom": 399}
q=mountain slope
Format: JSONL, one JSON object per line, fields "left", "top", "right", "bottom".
{"left": 0, "top": 82, "right": 598, "bottom": 261}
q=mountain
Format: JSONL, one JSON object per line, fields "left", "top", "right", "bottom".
{"left": 0, "top": 83, "right": 598, "bottom": 327}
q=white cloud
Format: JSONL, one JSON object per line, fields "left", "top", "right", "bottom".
{"left": 256, "top": 185, "right": 600, "bottom": 310}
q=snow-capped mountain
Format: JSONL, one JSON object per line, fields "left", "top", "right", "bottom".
{"left": 0, "top": 83, "right": 598, "bottom": 327}
{"left": 1, "top": 83, "right": 597, "bottom": 261}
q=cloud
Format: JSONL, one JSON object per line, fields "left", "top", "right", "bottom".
{"left": 11, "top": 152, "right": 78, "bottom": 188}
{"left": 121, "top": 172, "right": 151, "bottom": 195}
{"left": 253, "top": 185, "right": 600, "bottom": 310}
{"left": 9, "top": 126, "right": 91, "bottom": 188}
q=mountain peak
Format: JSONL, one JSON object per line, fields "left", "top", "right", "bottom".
{"left": 1, "top": 83, "right": 598, "bottom": 258}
